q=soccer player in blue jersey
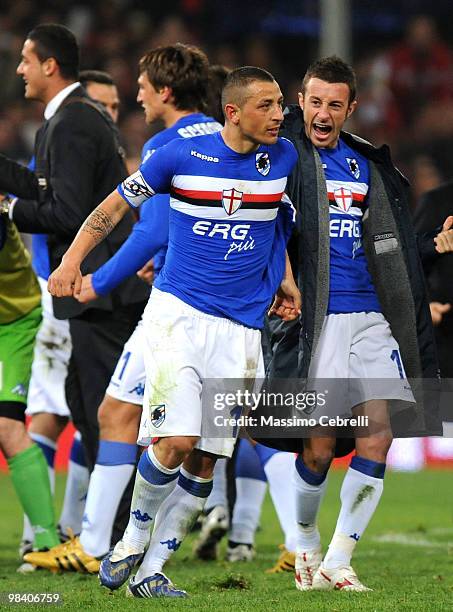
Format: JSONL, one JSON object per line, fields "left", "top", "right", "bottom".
{"left": 25, "top": 44, "right": 222, "bottom": 574}
{"left": 276, "top": 56, "right": 453, "bottom": 593}
{"left": 45, "top": 66, "right": 300, "bottom": 597}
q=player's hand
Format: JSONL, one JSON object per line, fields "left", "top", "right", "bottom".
{"left": 48, "top": 258, "right": 82, "bottom": 298}
{"left": 434, "top": 215, "right": 453, "bottom": 253}
{"left": 269, "top": 277, "right": 302, "bottom": 321}
{"left": 429, "top": 301, "right": 451, "bottom": 326}
{"left": 136, "top": 259, "right": 154, "bottom": 285}
{"left": 76, "top": 274, "right": 98, "bottom": 303}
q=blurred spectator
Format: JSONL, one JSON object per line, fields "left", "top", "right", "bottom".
{"left": 409, "top": 154, "right": 444, "bottom": 208}
{"left": 372, "top": 15, "right": 453, "bottom": 131}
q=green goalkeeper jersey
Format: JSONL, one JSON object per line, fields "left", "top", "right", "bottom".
{"left": 0, "top": 214, "right": 41, "bottom": 324}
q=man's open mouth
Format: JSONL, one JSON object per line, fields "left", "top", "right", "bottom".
{"left": 313, "top": 122, "right": 332, "bottom": 135}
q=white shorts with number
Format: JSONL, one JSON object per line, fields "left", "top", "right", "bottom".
{"left": 26, "top": 277, "right": 72, "bottom": 417}
{"left": 137, "top": 289, "right": 264, "bottom": 457}
{"left": 308, "top": 311, "right": 414, "bottom": 412}
{"left": 106, "top": 319, "right": 146, "bottom": 405}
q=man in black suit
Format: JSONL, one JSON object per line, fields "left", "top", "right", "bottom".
{"left": 414, "top": 184, "right": 453, "bottom": 424}
{"left": 0, "top": 24, "right": 148, "bottom": 468}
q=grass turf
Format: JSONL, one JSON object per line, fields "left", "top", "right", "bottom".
{"left": 0, "top": 469, "right": 452, "bottom": 610}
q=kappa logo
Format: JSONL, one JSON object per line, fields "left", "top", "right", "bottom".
{"left": 222, "top": 188, "right": 243, "bottom": 215}
{"left": 129, "top": 382, "right": 145, "bottom": 397}
{"left": 346, "top": 157, "right": 360, "bottom": 179}
{"left": 190, "top": 149, "right": 219, "bottom": 162}
{"left": 255, "top": 152, "right": 271, "bottom": 176}
{"left": 160, "top": 538, "right": 181, "bottom": 551}
{"left": 150, "top": 404, "right": 166, "bottom": 428}
{"left": 132, "top": 509, "right": 152, "bottom": 522}
{"left": 333, "top": 187, "right": 353, "bottom": 212}
{"left": 142, "top": 148, "right": 156, "bottom": 163}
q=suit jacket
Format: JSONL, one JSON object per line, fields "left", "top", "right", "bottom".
{"left": 9, "top": 86, "right": 149, "bottom": 319}
{"left": 414, "top": 182, "right": 453, "bottom": 377}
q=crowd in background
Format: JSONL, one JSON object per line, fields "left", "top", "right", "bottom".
{"left": 2, "top": 3, "right": 453, "bottom": 208}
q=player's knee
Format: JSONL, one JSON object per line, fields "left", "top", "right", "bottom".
{"left": 0, "top": 416, "right": 28, "bottom": 457}
{"left": 357, "top": 433, "right": 393, "bottom": 464}
{"left": 98, "top": 394, "right": 140, "bottom": 437}
{"left": 303, "top": 444, "right": 335, "bottom": 473}
{"left": 28, "top": 412, "right": 68, "bottom": 440}
{"left": 157, "top": 436, "right": 199, "bottom": 464}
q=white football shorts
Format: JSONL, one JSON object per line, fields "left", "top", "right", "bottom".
{"left": 26, "top": 277, "right": 72, "bottom": 417}
{"left": 106, "top": 318, "right": 146, "bottom": 405}
{"left": 137, "top": 289, "right": 264, "bottom": 457}
{"left": 307, "top": 311, "right": 415, "bottom": 415}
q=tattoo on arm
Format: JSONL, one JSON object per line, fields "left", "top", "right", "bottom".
{"left": 82, "top": 209, "right": 115, "bottom": 244}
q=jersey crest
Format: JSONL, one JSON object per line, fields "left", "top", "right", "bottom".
{"left": 256, "top": 152, "right": 271, "bottom": 176}
{"left": 346, "top": 157, "right": 360, "bottom": 180}
{"left": 222, "top": 188, "right": 243, "bottom": 215}
{"left": 150, "top": 404, "right": 165, "bottom": 428}
{"left": 333, "top": 187, "right": 353, "bottom": 212}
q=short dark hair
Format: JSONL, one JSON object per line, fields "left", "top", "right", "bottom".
{"left": 139, "top": 44, "right": 209, "bottom": 112}
{"left": 221, "top": 66, "right": 276, "bottom": 109}
{"left": 206, "top": 65, "right": 230, "bottom": 124}
{"left": 302, "top": 56, "right": 356, "bottom": 104}
{"left": 27, "top": 23, "right": 79, "bottom": 80}
{"left": 79, "top": 70, "right": 115, "bottom": 88}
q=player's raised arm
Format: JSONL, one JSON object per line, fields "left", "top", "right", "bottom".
{"left": 48, "top": 190, "right": 129, "bottom": 298}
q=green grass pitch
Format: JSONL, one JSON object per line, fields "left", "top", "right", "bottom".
{"left": 0, "top": 469, "right": 452, "bottom": 611}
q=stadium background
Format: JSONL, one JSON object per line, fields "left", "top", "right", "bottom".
{"left": 1, "top": 0, "right": 452, "bottom": 470}
{"left": 0, "top": 3, "right": 452, "bottom": 608}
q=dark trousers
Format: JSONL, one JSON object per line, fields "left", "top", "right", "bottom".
{"left": 66, "top": 303, "right": 143, "bottom": 469}
{"left": 66, "top": 302, "right": 145, "bottom": 541}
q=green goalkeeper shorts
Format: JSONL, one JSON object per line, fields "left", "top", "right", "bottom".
{"left": 0, "top": 305, "right": 42, "bottom": 405}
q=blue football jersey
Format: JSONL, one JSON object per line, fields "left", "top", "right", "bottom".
{"left": 118, "top": 132, "right": 297, "bottom": 328}
{"left": 91, "top": 113, "right": 221, "bottom": 295}
{"left": 141, "top": 113, "right": 222, "bottom": 273}
{"left": 319, "top": 139, "right": 381, "bottom": 314}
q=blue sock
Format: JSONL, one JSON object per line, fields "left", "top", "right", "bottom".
{"left": 254, "top": 442, "right": 278, "bottom": 468}
{"left": 350, "top": 455, "right": 386, "bottom": 479}
{"left": 235, "top": 439, "right": 266, "bottom": 481}
{"left": 295, "top": 455, "right": 328, "bottom": 486}
{"left": 97, "top": 440, "right": 137, "bottom": 466}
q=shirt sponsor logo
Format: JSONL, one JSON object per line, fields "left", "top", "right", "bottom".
{"left": 330, "top": 218, "right": 361, "bottom": 238}
{"left": 192, "top": 220, "right": 255, "bottom": 260}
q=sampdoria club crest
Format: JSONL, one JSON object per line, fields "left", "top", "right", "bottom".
{"left": 150, "top": 404, "right": 166, "bottom": 428}
{"left": 346, "top": 157, "right": 360, "bottom": 179}
{"left": 255, "top": 152, "right": 271, "bottom": 176}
